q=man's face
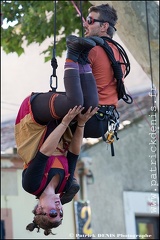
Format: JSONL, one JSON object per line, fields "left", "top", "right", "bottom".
{"left": 83, "top": 11, "right": 106, "bottom": 37}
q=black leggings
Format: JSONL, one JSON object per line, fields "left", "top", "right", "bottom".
{"left": 31, "top": 69, "right": 99, "bottom": 125}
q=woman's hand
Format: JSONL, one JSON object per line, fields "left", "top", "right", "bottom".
{"left": 68, "top": 106, "right": 99, "bottom": 155}
{"left": 40, "top": 106, "right": 85, "bottom": 156}
{"left": 61, "top": 106, "right": 84, "bottom": 126}
{"left": 77, "top": 106, "right": 99, "bottom": 126}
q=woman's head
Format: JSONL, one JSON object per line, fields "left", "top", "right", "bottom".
{"left": 26, "top": 202, "right": 63, "bottom": 236}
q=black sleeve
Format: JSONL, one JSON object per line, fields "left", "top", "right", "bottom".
{"left": 65, "top": 151, "right": 79, "bottom": 190}
{"left": 22, "top": 151, "right": 49, "bottom": 193}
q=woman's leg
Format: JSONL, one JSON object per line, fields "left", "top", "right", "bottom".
{"left": 54, "top": 63, "right": 83, "bottom": 117}
{"left": 31, "top": 63, "right": 83, "bottom": 124}
{"left": 78, "top": 36, "right": 106, "bottom": 137}
{"left": 31, "top": 35, "right": 96, "bottom": 124}
{"left": 79, "top": 64, "right": 99, "bottom": 110}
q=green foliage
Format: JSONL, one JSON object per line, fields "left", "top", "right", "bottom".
{"left": 1, "top": 0, "right": 92, "bottom": 61}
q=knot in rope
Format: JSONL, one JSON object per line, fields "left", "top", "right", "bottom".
{"left": 51, "top": 57, "right": 58, "bottom": 71}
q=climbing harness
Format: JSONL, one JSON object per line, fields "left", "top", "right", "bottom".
{"left": 26, "top": 155, "right": 70, "bottom": 196}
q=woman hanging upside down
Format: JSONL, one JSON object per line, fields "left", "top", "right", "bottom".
{"left": 15, "top": 35, "right": 99, "bottom": 235}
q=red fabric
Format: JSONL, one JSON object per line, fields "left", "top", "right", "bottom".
{"left": 15, "top": 96, "right": 31, "bottom": 124}
{"left": 32, "top": 155, "right": 70, "bottom": 196}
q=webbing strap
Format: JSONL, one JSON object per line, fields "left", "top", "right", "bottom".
{"left": 111, "top": 143, "right": 115, "bottom": 156}
{"left": 32, "top": 157, "right": 54, "bottom": 196}
{"left": 32, "top": 156, "right": 69, "bottom": 196}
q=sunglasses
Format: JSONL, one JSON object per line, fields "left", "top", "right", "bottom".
{"left": 86, "top": 16, "right": 105, "bottom": 25}
{"left": 48, "top": 209, "right": 63, "bottom": 218}
{"left": 37, "top": 209, "right": 63, "bottom": 218}
{"left": 86, "top": 16, "right": 117, "bottom": 31}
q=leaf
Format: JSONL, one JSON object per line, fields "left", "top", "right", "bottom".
{"left": 1, "top": 1, "right": 92, "bottom": 61}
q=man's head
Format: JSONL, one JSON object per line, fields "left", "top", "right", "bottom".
{"left": 84, "top": 4, "right": 118, "bottom": 38}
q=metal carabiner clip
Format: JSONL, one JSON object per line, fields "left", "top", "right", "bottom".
{"left": 50, "top": 74, "right": 58, "bottom": 92}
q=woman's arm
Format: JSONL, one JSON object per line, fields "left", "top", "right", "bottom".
{"left": 69, "top": 106, "right": 99, "bottom": 155}
{"left": 39, "top": 106, "right": 84, "bottom": 156}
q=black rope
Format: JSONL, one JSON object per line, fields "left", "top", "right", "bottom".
{"left": 102, "top": 37, "right": 130, "bottom": 77}
{"left": 53, "top": 0, "right": 57, "bottom": 58}
{"left": 101, "top": 36, "right": 133, "bottom": 104}
{"left": 50, "top": 0, "right": 58, "bottom": 92}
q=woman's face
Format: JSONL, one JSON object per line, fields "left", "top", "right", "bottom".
{"left": 39, "top": 194, "right": 63, "bottom": 222}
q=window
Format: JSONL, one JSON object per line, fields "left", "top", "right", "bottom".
{"left": 123, "top": 191, "right": 159, "bottom": 239}
{"left": 136, "top": 216, "right": 159, "bottom": 239}
{"left": 1, "top": 220, "right": 6, "bottom": 239}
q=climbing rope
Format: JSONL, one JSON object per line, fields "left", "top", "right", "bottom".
{"left": 71, "top": 1, "right": 85, "bottom": 37}
{"left": 79, "top": 1, "right": 84, "bottom": 37}
{"left": 50, "top": 1, "right": 85, "bottom": 92}
{"left": 50, "top": 0, "right": 58, "bottom": 92}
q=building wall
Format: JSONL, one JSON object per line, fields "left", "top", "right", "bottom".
{"left": 80, "top": 116, "right": 159, "bottom": 238}
{"left": 1, "top": 116, "right": 159, "bottom": 239}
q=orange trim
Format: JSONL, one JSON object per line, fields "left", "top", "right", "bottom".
{"left": 51, "top": 157, "right": 64, "bottom": 169}
{"left": 23, "top": 163, "right": 28, "bottom": 170}
{"left": 23, "top": 157, "right": 65, "bottom": 170}
{"left": 49, "top": 93, "right": 60, "bottom": 119}
{"left": 66, "top": 59, "right": 78, "bottom": 63}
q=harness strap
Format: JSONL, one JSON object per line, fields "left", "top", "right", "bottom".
{"left": 111, "top": 143, "right": 115, "bottom": 156}
{"left": 58, "top": 156, "right": 70, "bottom": 193}
{"left": 32, "top": 155, "right": 70, "bottom": 196}
{"left": 32, "top": 156, "right": 55, "bottom": 195}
